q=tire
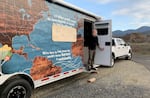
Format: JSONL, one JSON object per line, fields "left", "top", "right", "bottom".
{"left": 125, "top": 50, "right": 132, "bottom": 60}
{"left": 111, "top": 54, "right": 115, "bottom": 67}
{"left": 0, "top": 78, "right": 32, "bottom": 98}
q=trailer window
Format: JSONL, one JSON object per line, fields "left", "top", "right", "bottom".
{"left": 97, "top": 28, "right": 108, "bottom": 35}
{"left": 52, "top": 24, "right": 77, "bottom": 42}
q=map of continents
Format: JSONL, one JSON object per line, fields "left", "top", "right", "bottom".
{"left": 0, "top": 0, "right": 48, "bottom": 59}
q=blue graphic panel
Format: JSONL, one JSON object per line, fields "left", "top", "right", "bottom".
{"left": 0, "top": 0, "right": 87, "bottom": 80}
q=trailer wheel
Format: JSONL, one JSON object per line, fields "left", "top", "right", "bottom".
{"left": 0, "top": 78, "right": 32, "bottom": 98}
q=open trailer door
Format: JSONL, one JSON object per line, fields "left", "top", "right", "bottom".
{"left": 94, "top": 20, "right": 112, "bottom": 66}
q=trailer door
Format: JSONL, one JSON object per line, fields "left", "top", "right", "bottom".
{"left": 94, "top": 20, "right": 112, "bottom": 66}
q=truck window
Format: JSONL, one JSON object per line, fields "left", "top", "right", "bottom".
{"left": 52, "top": 24, "right": 77, "bottom": 42}
{"left": 116, "top": 39, "right": 122, "bottom": 45}
{"left": 120, "top": 39, "right": 126, "bottom": 45}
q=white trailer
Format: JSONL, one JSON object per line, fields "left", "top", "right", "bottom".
{"left": 0, "top": 0, "right": 112, "bottom": 97}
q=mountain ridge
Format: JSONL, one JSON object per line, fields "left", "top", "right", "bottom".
{"left": 113, "top": 26, "right": 150, "bottom": 37}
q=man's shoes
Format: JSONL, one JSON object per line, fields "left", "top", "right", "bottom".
{"left": 86, "top": 65, "right": 91, "bottom": 71}
{"left": 87, "top": 68, "right": 91, "bottom": 71}
{"left": 91, "top": 67, "right": 97, "bottom": 70}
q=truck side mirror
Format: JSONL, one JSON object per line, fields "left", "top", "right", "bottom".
{"left": 125, "top": 43, "right": 130, "bottom": 46}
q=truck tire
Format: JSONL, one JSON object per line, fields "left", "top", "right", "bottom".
{"left": 0, "top": 78, "right": 32, "bottom": 98}
{"left": 125, "top": 50, "right": 132, "bottom": 60}
{"left": 111, "top": 54, "right": 115, "bottom": 67}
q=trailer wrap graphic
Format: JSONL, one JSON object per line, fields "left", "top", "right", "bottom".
{"left": 0, "top": 0, "right": 88, "bottom": 80}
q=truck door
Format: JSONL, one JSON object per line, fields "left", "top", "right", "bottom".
{"left": 94, "top": 20, "right": 112, "bottom": 66}
{"left": 115, "top": 38, "right": 124, "bottom": 57}
{"left": 120, "top": 39, "right": 129, "bottom": 55}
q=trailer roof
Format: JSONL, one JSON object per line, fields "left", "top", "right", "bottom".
{"left": 50, "top": 0, "right": 101, "bottom": 19}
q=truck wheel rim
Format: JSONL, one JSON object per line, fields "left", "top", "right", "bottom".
{"left": 7, "top": 86, "right": 26, "bottom": 98}
{"left": 128, "top": 53, "right": 132, "bottom": 59}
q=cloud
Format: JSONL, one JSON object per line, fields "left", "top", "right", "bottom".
{"left": 112, "top": 0, "right": 150, "bottom": 18}
{"left": 129, "top": 21, "right": 150, "bottom": 28}
{"left": 112, "top": 0, "right": 150, "bottom": 27}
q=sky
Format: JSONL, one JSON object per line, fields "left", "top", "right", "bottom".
{"left": 65, "top": 0, "right": 150, "bottom": 31}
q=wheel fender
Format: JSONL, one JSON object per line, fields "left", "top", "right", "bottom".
{"left": 0, "top": 72, "right": 34, "bottom": 89}
{"left": 129, "top": 49, "right": 132, "bottom": 53}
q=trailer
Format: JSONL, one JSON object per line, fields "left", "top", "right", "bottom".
{"left": 0, "top": 0, "right": 112, "bottom": 97}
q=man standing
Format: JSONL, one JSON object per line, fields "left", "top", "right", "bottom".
{"left": 88, "top": 29, "right": 104, "bottom": 71}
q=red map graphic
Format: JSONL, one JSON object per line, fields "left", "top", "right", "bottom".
{"left": 0, "top": 0, "right": 48, "bottom": 47}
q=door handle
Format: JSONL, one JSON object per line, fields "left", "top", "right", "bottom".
{"left": 105, "top": 42, "right": 111, "bottom": 46}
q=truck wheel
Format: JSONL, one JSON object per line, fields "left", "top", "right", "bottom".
{"left": 0, "top": 78, "right": 32, "bottom": 98}
{"left": 125, "top": 51, "right": 132, "bottom": 60}
{"left": 111, "top": 55, "right": 115, "bottom": 67}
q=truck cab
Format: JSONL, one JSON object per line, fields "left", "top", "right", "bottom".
{"left": 112, "top": 38, "right": 132, "bottom": 66}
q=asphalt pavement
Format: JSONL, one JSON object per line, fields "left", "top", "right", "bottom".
{"left": 132, "top": 54, "right": 150, "bottom": 71}
{"left": 31, "top": 60, "right": 150, "bottom": 98}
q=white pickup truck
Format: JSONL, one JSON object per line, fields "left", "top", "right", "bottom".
{"left": 111, "top": 38, "right": 132, "bottom": 66}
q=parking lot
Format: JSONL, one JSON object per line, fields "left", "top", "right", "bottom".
{"left": 31, "top": 59, "right": 150, "bottom": 98}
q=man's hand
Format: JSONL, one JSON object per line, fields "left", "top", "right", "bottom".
{"left": 98, "top": 47, "right": 104, "bottom": 51}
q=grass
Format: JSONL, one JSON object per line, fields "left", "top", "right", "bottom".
{"left": 130, "top": 42, "right": 150, "bottom": 55}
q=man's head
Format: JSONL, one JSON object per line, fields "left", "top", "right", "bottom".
{"left": 92, "top": 29, "right": 97, "bottom": 37}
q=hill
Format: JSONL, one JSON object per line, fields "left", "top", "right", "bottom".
{"left": 123, "top": 33, "right": 150, "bottom": 43}
{"left": 113, "top": 26, "right": 150, "bottom": 37}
